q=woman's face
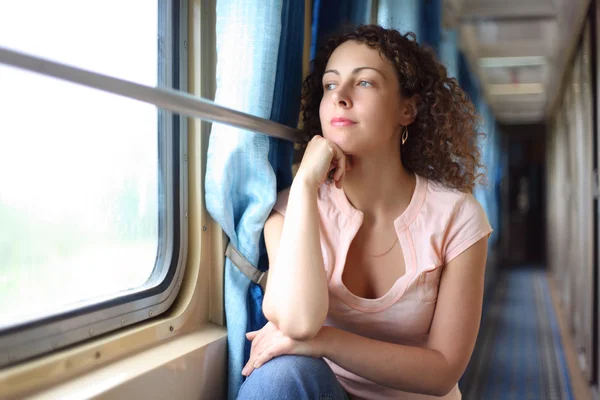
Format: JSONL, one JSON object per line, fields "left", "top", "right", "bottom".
{"left": 319, "top": 40, "right": 411, "bottom": 155}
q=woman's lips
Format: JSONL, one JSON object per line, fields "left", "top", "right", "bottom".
{"left": 330, "top": 117, "right": 357, "bottom": 127}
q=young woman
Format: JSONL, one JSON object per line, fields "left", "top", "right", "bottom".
{"left": 238, "top": 24, "right": 492, "bottom": 400}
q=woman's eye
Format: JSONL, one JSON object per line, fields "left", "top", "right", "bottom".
{"left": 324, "top": 83, "right": 337, "bottom": 90}
{"left": 358, "top": 80, "right": 373, "bottom": 87}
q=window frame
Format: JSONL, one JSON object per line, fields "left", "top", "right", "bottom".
{"left": 0, "top": 0, "right": 189, "bottom": 369}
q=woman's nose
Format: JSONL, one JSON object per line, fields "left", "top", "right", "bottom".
{"left": 332, "top": 89, "right": 352, "bottom": 108}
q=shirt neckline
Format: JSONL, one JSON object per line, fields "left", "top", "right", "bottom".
{"left": 328, "top": 174, "right": 429, "bottom": 312}
{"left": 331, "top": 173, "right": 427, "bottom": 230}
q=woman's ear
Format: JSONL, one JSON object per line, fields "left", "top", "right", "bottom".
{"left": 399, "top": 94, "right": 420, "bottom": 126}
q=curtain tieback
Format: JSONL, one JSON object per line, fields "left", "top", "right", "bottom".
{"left": 225, "top": 243, "right": 267, "bottom": 290}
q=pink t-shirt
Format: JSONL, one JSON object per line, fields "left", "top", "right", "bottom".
{"left": 272, "top": 173, "right": 493, "bottom": 400}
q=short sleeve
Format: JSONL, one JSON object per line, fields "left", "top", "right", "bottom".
{"left": 272, "top": 188, "right": 290, "bottom": 216}
{"left": 443, "top": 194, "right": 493, "bottom": 264}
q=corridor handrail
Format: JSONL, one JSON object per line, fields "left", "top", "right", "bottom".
{"left": 0, "top": 47, "right": 308, "bottom": 144}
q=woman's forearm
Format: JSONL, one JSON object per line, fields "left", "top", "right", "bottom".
{"left": 318, "top": 327, "right": 456, "bottom": 397}
{"left": 263, "top": 178, "right": 329, "bottom": 340}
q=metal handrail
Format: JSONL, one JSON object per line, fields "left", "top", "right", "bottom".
{"left": 0, "top": 47, "right": 308, "bottom": 144}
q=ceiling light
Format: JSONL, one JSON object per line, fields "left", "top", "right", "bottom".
{"left": 487, "top": 83, "right": 544, "bottom": 95}
{"left": 478, "top": 56, "right": 547, "bottom": 68}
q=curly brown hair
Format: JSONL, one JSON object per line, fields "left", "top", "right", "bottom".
{"left": 301, "top": 24, "right": 486, "bottom": 192}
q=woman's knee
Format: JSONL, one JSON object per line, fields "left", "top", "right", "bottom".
{"left": 241, "top": 354, "right": 332, "bottom": 385}
{"left": 261, "top": 354, "right": 331, "bottom": 375}
{"left": 237, "top": 355, "right": 345, "bottom": 399}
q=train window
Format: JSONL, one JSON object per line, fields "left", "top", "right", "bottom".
{"left": 0, "top": 1, "right": 158, "bottom": 86}
{"left": 0, "top": 0, "right": 187, "bottom": 367}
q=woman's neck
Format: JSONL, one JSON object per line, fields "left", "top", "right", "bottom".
{"left": 342, "top": 150, "right": 415, "bottom": 221}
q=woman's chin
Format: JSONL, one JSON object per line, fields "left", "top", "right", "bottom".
{"left": 323, "top": 132, "right": 359, "bottom": 154}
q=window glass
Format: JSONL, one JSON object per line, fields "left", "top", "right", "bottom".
{"left": 0, "top": 1, "right": 161, "bottom": 330}
{"left": 0, "top": 0, "right": 158, "bottom": 86}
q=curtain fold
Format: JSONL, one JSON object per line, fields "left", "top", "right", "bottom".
{"left": 435, "top": 14, "right": 502, "bottom": 243}
{"left": 457, "top": 52, "right": 502, "bottom": 245}
{"left": 310, "top": 0, "right": 372, "bottom": 61}
{"left": 420, "top": 0, "right": 442, "bottom": 55}
{"left": 377, "top": 0, "right": 421, "bottom": 39}
{"left": 206, "top": 2, "right": 282, "bottom": 399}
{"left": 205, "top": 1, "right": 303, "bottom": 398}
{"left": 458, "top": 51, "right": 481, "bottom": 107}
{"left": 440, "top": 28, "right": 459, "bottom": 79}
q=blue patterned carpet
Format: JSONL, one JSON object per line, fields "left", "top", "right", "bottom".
{"left": 460, "top": 269, "right": 573, "bottom": 399}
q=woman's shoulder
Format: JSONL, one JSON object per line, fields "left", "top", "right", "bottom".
{"left": 423, "top": 177, "right": 486, "bottom": 211}
{"left": 420, "top": 177, "right": 490, "bottom": 231}
{"left": 419, "top": 177, "right": 492, "bottom": 263}
{"left": 424, "top": 177, "right": 467, "bottom": 202}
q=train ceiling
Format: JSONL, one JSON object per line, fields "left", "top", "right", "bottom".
{"left": 444, "top": 0, "right": 591, "bottom": 124}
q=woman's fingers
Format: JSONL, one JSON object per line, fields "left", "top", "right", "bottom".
{"left": 242, "top": 340, "right": 263, "bottom": 376}
{"left": 242, "top": 343, "right": 277, "bottom": 377}
{"left": 246, "top": 330, "right": 258, "bottom": 340}
{"left": 297, "top": 136, "right": 350, "bottom": 187}
{"left": 243, "top": 322, "right": 281, "bottom": 376}
{"left": 242, "top": 362, "right": 255, "bottom": 376}
{"left": 330, "top": 145, "right": 346, "bottom": 188}
{"left": 251, "top": 322, "right": 277, "bottom": 352}
{"left": 252, "top": 341, "right": 289, "bottom": 371}
{"left": 252, "top": 349, "right": 276, "bottom": 370}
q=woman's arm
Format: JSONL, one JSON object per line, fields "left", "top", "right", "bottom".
{"left": 317, "top": 237, "right": 488, "bottom": 396}
{"left": 262, "top": 177, "right": 329, "bottom": 340}
{"left": 262, "top": 137, "right": 348, "bottom": 340}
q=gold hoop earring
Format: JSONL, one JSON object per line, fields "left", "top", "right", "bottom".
{"left": 401, "top": 126, "right": 409, "bottom": 145}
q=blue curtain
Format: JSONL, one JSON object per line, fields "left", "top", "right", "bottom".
{"left": 456, "top": 53, "right": 502, "bottom": 244}
{"left": 310, "top": 0, "right": 372, "bottom": 61}
{"left": 473, "top": 101, "right": 491, "bottom": 231}
{"left": 458, "top": 51, "right": 481, "bottom": 108}
{"left": 440, "top": 28, "right": 459, "bottom": 79}
{"left": 205, "top": 1, "right": 303, "bottom": 399}
{"left": 377, "top": 0, "right": 421, "bottom": 39}
{"left": 436, "top": 17, "right": 503, "bottom": 243}
{"left": 420, "top": 0, "right": 442, "bottom": 55}
{"left": 479, "top": 104, "right": 501, "bottom": 246}
{"left": 311, "top": 0, "right": 437, "bottom": 61}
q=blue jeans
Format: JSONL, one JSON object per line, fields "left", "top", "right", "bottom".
{"left": 237, "top": 355, "right": 350, "bottom": 400}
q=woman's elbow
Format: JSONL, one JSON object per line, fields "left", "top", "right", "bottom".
{"left": 263, "top": 303, "right": 326, "bottom": 341}
{"left": 432, "top": 383, "right": 455, "bottom": 397}
{"left": 278, "top": 321, "right": 323, "bottom": 342}
{"left": 262, "top": 297, "right": 276, "bottom": 322}
{"left": 430, "top": 374, "right": 459, "bottom": 397}
{"left": 278, "top": 317, "right": 324, "bottom": 341}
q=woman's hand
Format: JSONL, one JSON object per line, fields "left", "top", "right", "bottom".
{"left": 295, "top": 136, "right": 350, "bottom": 189}
{"left": 241, "top": 322, "right": 326, "bottom": 377}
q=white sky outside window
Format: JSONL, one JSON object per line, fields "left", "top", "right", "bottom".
{"left": 0, "top": 1, "right": 160, "bottom": 329}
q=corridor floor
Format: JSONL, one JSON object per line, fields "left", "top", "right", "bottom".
{"left": 460, "top": 268, "right": 573, "bottom": 399}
